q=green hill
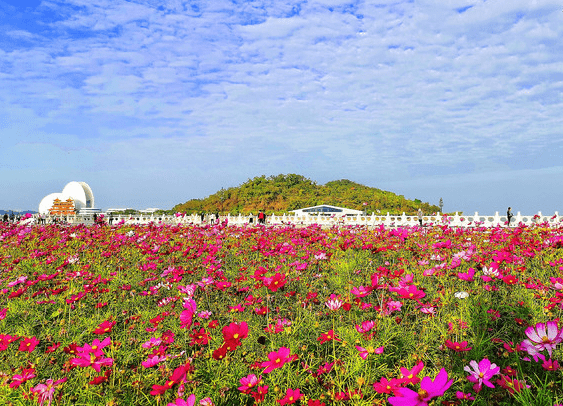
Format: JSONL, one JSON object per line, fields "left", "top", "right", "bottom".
{"left": 172, "top": 174, "right": 440, "bottom": 216}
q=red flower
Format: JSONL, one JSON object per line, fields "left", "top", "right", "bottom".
{"left": 373, "top": 377, "right": 403, "bottom": 395}
{"left": 250, "top": 385, "right": 268, "bottom": 403}
{"left": 189, "top": 328, "right": 211, "bottom": 346}
{"left": 19, "top": 336, "right": 40, "bottom": 353}
{"left": 63, "top": 343, "right": 79, "bottom": 355}
{"left": 44, "top": 342, "right": 60, "bottom": 354}
{"left": 0, "top": 334, "right": 19, "bottom": 351}
{"left": 444, "top": 339, "right": 472, "bottom": 352}
{"left": 222, "top": 321, "right": 249, "bottom": 342}
{"left": 93, "top": 320, "right": 116, "bottom": 335}
{"left": 264, "top": 273, "right": 287, "bottom": 292}
{"left": 317, "top": 330, "right": 340, "bottom": 344}
{"left": 278, "top": 388, "right": 303, "bottom": 405}
{"left": 212, "top": 345, "right": 228, "bottom": 360}
{"left": 502, "top": 274, "right": 518, "bottom": 285}
{"left": 89, "top": 370, "right": 111, "bottom": 385}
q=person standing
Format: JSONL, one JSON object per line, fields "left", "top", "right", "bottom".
{"left": 417, "top": 208, "right": 423, "bottom": 226}
{"left": 507, "top": 207, "right": 513, "bottom": 226}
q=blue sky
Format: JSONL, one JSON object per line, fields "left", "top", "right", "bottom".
{"left": 1, "top": 0, "right": 562, "bottom": 215}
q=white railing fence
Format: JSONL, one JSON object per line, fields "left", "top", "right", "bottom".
{"left": 30, "top": 211, "right": 562, "bottom": 228}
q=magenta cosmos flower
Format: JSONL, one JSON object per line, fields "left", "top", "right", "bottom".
{"left": 260, "top": 347, "right": 297, "bottom": 374}
{"left": 464, "top": 358, "right": 500, "bottom": 392}
{"left": 521, "top": 321, "right": 563, "bottom": 359}
{"left": 388, "top": 368, "right": 453, "bottom": 406}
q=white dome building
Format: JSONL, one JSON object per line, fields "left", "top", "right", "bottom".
{"left": 39, "top": 181, "right": 96, "bottom": 215}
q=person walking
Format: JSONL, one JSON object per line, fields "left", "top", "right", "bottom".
{"left": 417, "top": 208, "right": 423, "bottom": 226}
{"left": 507, "top": 207, "right": 513, "bottom": 226}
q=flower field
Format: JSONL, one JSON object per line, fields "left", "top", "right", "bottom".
{"left": 1, "top": 221, "right": 563, "bottom": 406}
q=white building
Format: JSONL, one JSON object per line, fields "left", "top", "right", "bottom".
{"left": 38, "top": 181, "right": 96, "bottom": 215}
{"left": 290, "top": 204, "right": 364, "bottom": 216}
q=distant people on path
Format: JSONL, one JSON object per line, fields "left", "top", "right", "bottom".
{"left": 507, "top": 207, "right": 513, "bottom": 226}
{"left": 200, "top": 212, "right": 205, "bottom": 224}
{"left": 2, "top": 213, "right": 7, "bottom": 222}
{"left": 258, "top": 211, "right": 266, "bottom": 224}
{"left": 417, "top": 208, "right": 423, "bottom": 226}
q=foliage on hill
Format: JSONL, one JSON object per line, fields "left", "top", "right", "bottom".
{"left": 172, "top": 174, "right": 441, "bottom": 215}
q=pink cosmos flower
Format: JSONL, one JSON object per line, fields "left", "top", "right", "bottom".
{"left": 260, "top": 347, "right": 297, "bottom": 374}
{"left": 178, "top": 284, "right": 197, "bottom": 296}
{"left": 456, "top": 391, "right": 475, "bottom": 400}
{"left": 167, "top": 394, "right": 196, "bottom": 406}
{"left": 198, "top": 310, "right": 212, "bottom": 319}
{"left": 142, "top": 354, "right": 167, "bottom": 368}
{"left": 388, "top": 368, "right": 453, "bottom": 406}
{"left": 399, "top": 361, "right": 424, "bottom": 385}
{"left": 355, "top": 320, "right": 376, "bottom": 334}
{"left": 142, "top": 337, "right": 162, "bottom": 349}
{"left": 8, "top": 275, "right": 27, "bottom": 287}
{"left": 464, "top": 358, "right": 500, "bottom": 392}
{"left": 71, "top": 353, "right": 114, "bottom": 372}
{"left": 78, "top": 337, "right": 111, "bottom": 357}
{"left": 238, "top": 374, "right": 261, "bottom": 394}
{"left": 386, "top": 301, "right": 403, "bottom": 314}
{"left": 521, "top": 321, "right": 563, "bottom": 359}
{"left": 0, "top": 308, "right": 7, "bottom": 320}
{"left": 9, "top": 368, "right": 36, "bottom": 388}
{"left": 418, "top": 305, "right": 436, "bottom": 315}
{"left": 541, "top": 358, "right": 560, "bottom": 371}
{"left": 351, "top": 285, "right": 371, "bottom": 298}
{"left": 180, "top": 310, "right": 196, "bottom": 330}
{"left": 393, "top": 285, "right": 426, "bottom": 301}
{"left": 495, "top": 375, "right": 529, "bottom": 394}
{"left": 325, "top": 295, "right": 343, "bottom": 311}
{"left": 355, "top": 345, "right": 384, "bottom": 360}
{"left": 457, "top": 268, "right": 475, "bottom": 282}
{"left": 30, "top": 377, "right": 68, "bottom": 406}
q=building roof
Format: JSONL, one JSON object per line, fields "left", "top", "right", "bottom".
{"left": 290, "top": 204, "right": 364, "bottom": 215}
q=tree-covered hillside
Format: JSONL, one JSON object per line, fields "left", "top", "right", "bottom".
{"left": 172, "top": 174, "right": 440, "bottom": 215}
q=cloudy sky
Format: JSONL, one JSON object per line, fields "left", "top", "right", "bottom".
{"left": 1, "top": 0, "right": 562, "bottom": 214}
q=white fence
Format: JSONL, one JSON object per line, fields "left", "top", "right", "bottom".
{"left": 49, "top": 211, "right": 563, "bottom": 228}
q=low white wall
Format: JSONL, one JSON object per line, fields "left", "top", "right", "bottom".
{"left": 53, "top": 211, "right": 563, "bottom": 228}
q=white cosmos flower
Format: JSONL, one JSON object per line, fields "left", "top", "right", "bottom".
{"left": 454, "top": 291, "right": 469, "bottom": 299}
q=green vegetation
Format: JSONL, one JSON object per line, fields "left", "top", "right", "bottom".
{"left": 173, "top": 174, "right": 440, "bottom": 215}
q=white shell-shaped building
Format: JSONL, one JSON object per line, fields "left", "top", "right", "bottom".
{"left": 39, "top": 181, "right": 95, "bottom": 215}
